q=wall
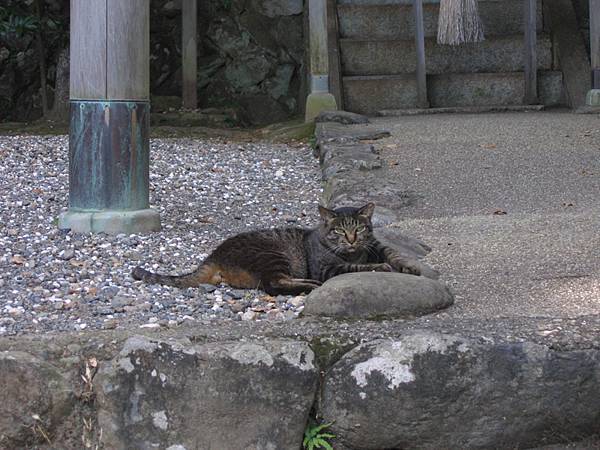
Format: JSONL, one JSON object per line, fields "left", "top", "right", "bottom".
{"left": 0, "top": 0, "right": 306, "bottom": 125}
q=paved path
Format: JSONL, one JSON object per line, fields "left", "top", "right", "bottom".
{"left": 373, "top": 111, "right": 600, "bottom": 319}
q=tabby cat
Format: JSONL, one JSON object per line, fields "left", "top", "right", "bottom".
{"left": 132, "top": 203, "right": 438, "bottom": 295}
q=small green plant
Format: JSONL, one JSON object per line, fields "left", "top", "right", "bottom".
{"left": 303, "top": 422, "right": 335, "bottom": 450}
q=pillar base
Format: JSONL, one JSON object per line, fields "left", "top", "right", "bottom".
{"left": 305, "top": 92, "right": 337, "bottom": 123}
{"left": 586, "top": 89, "right": 600, "bottom": 106}
{"left": 58, "top": 208, "right": 161, "bottom": 235}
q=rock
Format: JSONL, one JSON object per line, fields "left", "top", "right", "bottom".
{"left": 96, "top": 336, "right": 318, "bottom": 450}
{"left": 225, "top": 54, "right": 271, "bottom": 90}
{"left": 303, "top": 273, "right": 453, "bottom": 319}
{"left": 265, "top": 64, "right": 295, "bottom": 100}
{"left": 254, "top": 0, "right": 303, "bottom": 17}
{"left": 242, "top": 310, "right": 258, "bottom": 321}
{"left": 266, "top": 309, "right": 285, "bottom": 321}
{"left": 316, "top": 110, "right": 370, "bottom": 125}
{"left": 320, "top": 331, "right": 600, "bottom": 449}
{"left": 0, "top": 352, "right": 73, "bottom": 448}
{"left": 110, "top": 295, "right": 133, "bottom": 309}
{"left": 58, "top": 248, "right": 75, "bottom": 260}
{"left": 373, "top": 227, "right": 431, "bottom": 259}
{"left": 288, "top": 296, "right": 305, "bottom": 307}
{"left": 320, "top": 143, "right": 383, "bottom": 181}
{"left": 316, "top": 122, "right": 391, "bottom": 146}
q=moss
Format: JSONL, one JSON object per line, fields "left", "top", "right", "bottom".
{"left": 257, "top": 119, "right": 315, "bottom": 143}
{"left": 309, "top": 336, "right": 356, "bottom": 370}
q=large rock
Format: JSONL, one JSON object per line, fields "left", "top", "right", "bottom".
{"left": 320, "top": 332, "right": 600, "bottom": 449}
{"left": 254, "top": 0, "right": 303, "bottom": 17}
{"left": 303, "top": 273, "right": 453, "bottom": 319}
{"left": 0, "top": 351, "right": 73, "bottom": 448}
{"left": 96, "top": 336, "right": 318, "bottom": 450}
{"left": 373, "top": 226, "right": 431, "bottom": 259}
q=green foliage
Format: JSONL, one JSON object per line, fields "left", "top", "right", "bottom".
{"left": 303, "top": 422, "right": 336, "bottom": 450}
{"left": 0, "top": 3, "right": 67, "bottom": 47}
{"left": 0, "top": 7, "right": 38, "bottom": 37}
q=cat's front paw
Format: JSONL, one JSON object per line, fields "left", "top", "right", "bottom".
{"left": 374, "top": 263, "right": 393, "bottom": 272}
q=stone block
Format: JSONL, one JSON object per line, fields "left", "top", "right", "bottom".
{"left": 305, "top": 92, "right": 338, "bottom": 122}
{"left": 320, "top": 331, "right": 600, "bottom": 449}
{"left": 96, "top": 336, "right": 318, "bottom": 450}
{"left": 343, "top": 71, "right": 565, "bottom": 114}
{"left": 0, "top": 352, "right": 73, "bottom": 448}
{"left": 340, "top": 34, "right": 553, "bottom": 76}
{"left": 337, "top": 0, "right": 544, "bottom": 40}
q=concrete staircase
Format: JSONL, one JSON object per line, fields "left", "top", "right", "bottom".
{"left": 335, "top": 0, "right": 565, "bottom": 114}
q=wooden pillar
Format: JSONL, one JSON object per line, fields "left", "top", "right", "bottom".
{"left": 60, "top": 0, "right": 160, "bottom": 234}
{"left": 414, "top": 0, "right": 429, "bottom": 108}
{"left": 182, "top": 0, "right": 198, "bottom": 109}
{"left": 590, "top": 0, "right": 600, "bottom": 89}
{"left": 305, "top": 0, "right": 337, "bottom": 122}
{"left": 523, "top": 0, "right": 538, "bottom": 104}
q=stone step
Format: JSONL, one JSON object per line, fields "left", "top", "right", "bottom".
{"left": 343, "top": 71, "right": 564, "bottom": 114}
{"left": 337, "top": 0, "right": 544, "bottom": 40}
{"left": 340, "top": 34, "right": 554, "bottom": 75}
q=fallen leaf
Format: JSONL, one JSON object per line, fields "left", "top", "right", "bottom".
{"left": 562, "top": 202, "right": 574, "bottom": 207}
{"left": 480, "top": 143, "right": 497, "bottom": 149}
{"left": 493, "top": 209, "right": 507, "bottom": 215}
{"left": 11, "top": 255, "right": 25, "bottom": 265}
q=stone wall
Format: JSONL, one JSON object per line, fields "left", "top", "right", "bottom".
{"left": 0, "top": 0, "right": 306, "bottom": 125}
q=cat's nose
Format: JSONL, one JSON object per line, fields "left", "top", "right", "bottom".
{"left": 346, "top": 232, "right": 356, "bottom": 244}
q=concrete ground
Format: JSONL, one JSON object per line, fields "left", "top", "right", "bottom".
{"left": 372, "top": 111, "right": 600, "bottom": 320}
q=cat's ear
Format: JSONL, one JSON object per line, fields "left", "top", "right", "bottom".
{"left": 358, "top": 202, "right": 375, "bottom": 219}
{"left": 318, "top": 205, "right": 337, "bottom": 222}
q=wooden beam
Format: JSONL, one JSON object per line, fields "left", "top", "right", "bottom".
{"left": 70, "top": 0, "right": 107, "bottom": 99}
{"left": 413, "top": 0, "right": 428, "bottom": 108}
{"left": 591, "top": 0, "right": 600, "bottom": 88}
{"left": 182, "top": 0, "right": 198, "bottom": 109}
{"left": 523, "top": 0, "right": 538, "bottom": 104}
{"left": 327, "top": 0, "right": 343, "bottom": 110}
{"left": 309, "top": 0, "right": 329, "bottom": 79}
{"left": 106, "top": 0, "right": 149, "bottom": 100}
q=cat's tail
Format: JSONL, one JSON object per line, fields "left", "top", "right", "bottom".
{"left": 131, "top": 264, "right": 217, "bottom": 288}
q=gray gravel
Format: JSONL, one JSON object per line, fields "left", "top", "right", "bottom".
{"left": 0, "top": 135, "right": 321, "bottom": 335}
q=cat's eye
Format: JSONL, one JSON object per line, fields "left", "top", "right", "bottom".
{"left": 333, "top": 229, "right": 344, "bottom": 235}
{"left": 356, "top": 226, "right": 366, "bottom": 233}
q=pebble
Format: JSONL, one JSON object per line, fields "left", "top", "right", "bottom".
{"left": 0, "top": 135, "right": 320, "bottom": 335}
{"left": 241, "top": 310, "right": 258, "bottom": 321}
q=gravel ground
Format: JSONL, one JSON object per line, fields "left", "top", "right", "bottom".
{"left": 0, "top": 135, "right": 321, "bottom": 335}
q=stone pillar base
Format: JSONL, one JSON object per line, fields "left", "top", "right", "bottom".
{"left": 305, "top": 92, "right": 337, "bottom": 123}
{"left": 58, "top": 209, "right": 161, "bottom": 235}
{"left": 586, "top": 89, "right": 600, "bottom": 106}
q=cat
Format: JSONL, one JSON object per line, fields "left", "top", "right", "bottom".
{"left": 132, "top": 203, "right": 438, "bottom": 296}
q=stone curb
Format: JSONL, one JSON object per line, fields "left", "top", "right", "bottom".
{"left": 0, "top": 322, "right": 599, "bottom": 449}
